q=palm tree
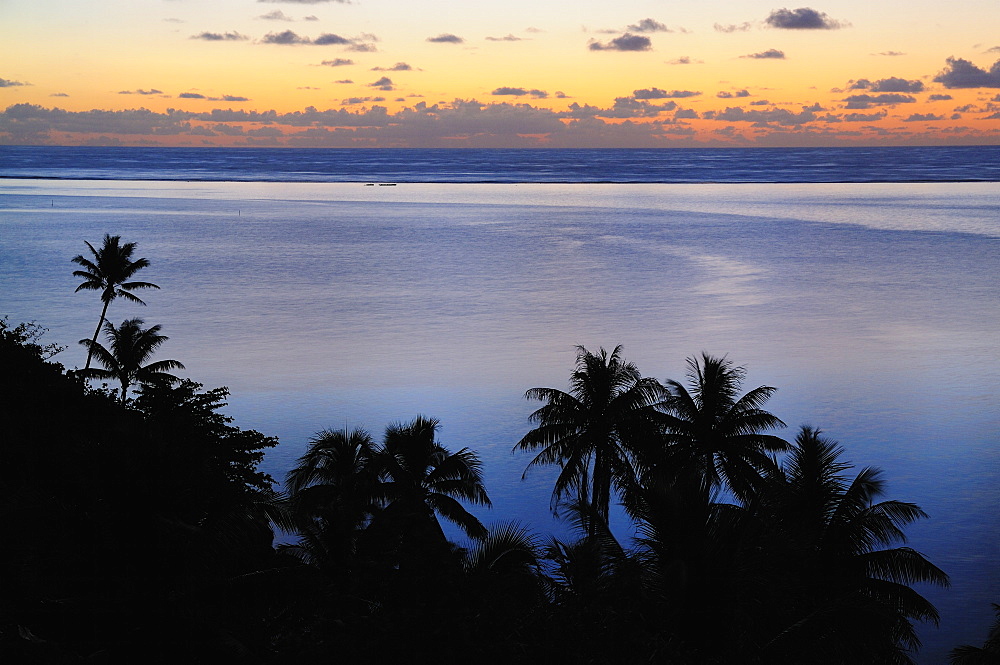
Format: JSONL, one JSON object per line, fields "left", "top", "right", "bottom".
{"left": 72, "top": 234, "right": 159, "bottom": 370}
{"left": 78, "top": 318, "right": 184, "bottom": 403}
{"left": 656, "top": 353, "right": 788, "bottom": 501}
{"left": 760, "top": 426, "right": 949, "bottom": 664}
{"left": 515, "top": 345, "right": 667, "bottom": 529}
{"left": 950, "top": 604, "right": 1000, "bottom": 664}
{"left": 283, "top": 427, "right": 380, "bottom": 573}
{"left": 369, "top": 415, "right": 491, "bottom": 567}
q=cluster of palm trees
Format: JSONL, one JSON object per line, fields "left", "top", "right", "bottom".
{"left": 280, "top": 344, "right": 950, "bottom": 663}
{"left": 72, "top": 234, "right": 183, "bottom": 401}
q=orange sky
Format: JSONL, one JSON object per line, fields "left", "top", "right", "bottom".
{"left": 2, "top": 0, "right": 1000, "bottom": 147}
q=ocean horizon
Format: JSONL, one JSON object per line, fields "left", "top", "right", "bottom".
{"left": 1, "top": 146, "right": 998, "bottom": 663}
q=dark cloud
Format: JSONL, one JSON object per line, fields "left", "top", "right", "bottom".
{"left": 321, "top": 58, "right": 354, "bottom": 66}
{"left": 903, "top": 113, "right": 944, "bottom": 121}
{"left": 841, "top": 110, "right": 887, "bottom": 121}
{"left": 258, "top": 10, "right": 293, "bottom": 20}
{"left": 717, "top": 89, "right": 751, "bottom": 98}
{"left": 589, "top": 33, "right": 652, "bottom": 52}
{"left": 314, "top": 33, "right": 351, "bottom": 45}
{"left": 334, "top": 79, "right": 353, "bottom": 83}
{"left": 843, "top": 93, "right": 915, "bottom": 108}
{"left": 742, "top": 49, "right": 785, "bottom": 59}
{"left": 222, "top": 95, "right": 250, "bottom": 102}
{"left": 928, "top": 94, "right": 953, "bottom": 101}
{"left": 674, "top": 108, "right": 699, "bottom": 119}
{"left": 427, "top": 34, "right": 464, "bottom": 44}
{"left": 705, "top": 105, "right": 819, "bottom": 125}
{"left": 667, "top": 56, "right": 697, "bottom": 65}
{"left": 554, "top": 91, "right": 567, "bottom": 98}
{"left": 191, "top": 31, "right": 249, "bottom": 41}
{"left": 714, "top": 22, "right": 752, "bottom": 33}
{"left": 261, "top": 30, "right": 311, "bottom": 44}
{"left": 933, "top": 57, "right": 1000, "bottom": 88}
{"left": 848, "top": 76, "right": 923, "bottom": 93}
{"left": 626, "top": 18, "right": 670, "bottom": 33}
{"left": 486, "top": 34, "right": 523, "bottom": 42}
{"left": 213, "top": 124, "right": 245, "bottom": 135}
{"left": 633, "top": 88, "right": 700, "bottom": 99}
{"left": 874, "top": 51, "right": 905, "bottom": 56}
{"left": 765, "top": 8, "right": 846, "bottom": 30}
{"left": 118, "top": 89, "right": 164, "bottom": 95}
{"left": 347, "top": 43, "right": 377, "bottom": 52}
{"left": 179, "top": 92, "right": 207, "bottom": 99}
{"left": 492, "top": 87, "right": 548, "bottom": 98}
{"left": 369, "top": 76, "right": 394, "bottom": 91}
{"left": 372, "top": 62, "right": 413, "bottom": 71}
{"left": 749, "top": 99, "right": 771, "bottom": 105}
{"left": 50, "top": 93, "right": 70, "bottom": 97}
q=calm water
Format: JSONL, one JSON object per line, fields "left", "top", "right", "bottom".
{"left": 1, "top": 161, "right": 998, "bottom": 662}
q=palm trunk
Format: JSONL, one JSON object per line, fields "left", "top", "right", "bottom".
{"left": 84, "top": 299, "right": 111, "bottom": 370}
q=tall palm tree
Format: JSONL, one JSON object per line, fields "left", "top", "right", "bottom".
{"left": 78, "top": 318, "right": 184, "bottom": 403}
{"left": 760, "top": 427, "right": 949, "bottom": 664}
{"left": 72, "top": 234, "right": 159, "bottom": 370}
{"left": 372, "top": 416, "right": 491, "bottom": 550}
{"left": 656, "top": 353, "right": 788, "bottom": 501}
{"left": 515, "top": 345, "right": 667, "bottom": 528}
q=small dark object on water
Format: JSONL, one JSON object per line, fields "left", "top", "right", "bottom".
{"left": 378, "top": 183, "right": 397, "bottom": 186}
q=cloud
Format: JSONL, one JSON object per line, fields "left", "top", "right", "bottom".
{"left": 874, "top": 51, "right": 905, "bottom": 56}
{"left": 222, "top": 95, "right": 250, "bottom": 102}
{"left": 674, "top": 108, "right": 699, "bottom": 119}
{"left": 841, "top": 110, "right": 887, "bottom": 121}
{"left": 369, "top": 76, "right": 394, "bottom": 91}
{"left": 486, "top": 34, "right": 524, "bottom": 42}
{"left": 903, "top": 113, "right": 944, "bottom": 122}
{"left": 427, "top": 34, "right": 464, "bottom": 44}
{"left": 304, "top": 15, "right": 318, "bottom": 21}
{"left": 258, "top": 10, "right": 293, "bottom": 20}
{"left": 372, "top": 62, "right": 413, "bottom": 71}
{"left": 632, "top": 88, "right": 700, "bottom": 99}
{"left": 321, "top": 58, "right": 354, "bottom": 66}
{"left": 667, "top": 56, "right": 700, "bottom": 65}
{"left": 492, "top": 87, "right": 548, "bottom": 98}
{"left": 347, "top": 43, "right": 377, "bottom": 52}
{"left": 261, "top": 30, "right": 311, "bottom": 44}
{"left": 334, "top": 79, "right": 353, "bottom": 84}
{"left": 843, "top": 93, "right": 915, "bottom": 108}
{"left": 933, "top": 57, "right": 1000, "bottom": 88}
{"left": 742, "top": 49, "right": 785, "bottom": 59}
{"left": 626, "top": 18, "right": 670, "bottom": 33}
{"left": 179, "top": 92, "right": 207, "bottom": 99}
{"left": 765, "top": 7, "right": 846, "bottom": 30}
{"left": 191, "top": 31, "right": 249, "bottom": 41}
{"left": 749, "top": 99, "right": 771, "bottom": 105}
{"left": 714, "top": 22, "right": 752, "bottom": 33}
{"left": 848, "top": 77, "right": 923, "bottom": 93}
{"left": 118, "top": 89, "right": 164, "bottom": 95}
{"left": 554, "top": 91, "right": 568, "bottom": 98}
{"left": 314, "top": 33, "right": 351, "bottom": 45}
{"left": 705, "top": 105, "right": 819, "bottom": 125}
{"left": 717, "top": 89, "right": 751, "bottom": 98}
{"left": 928, "top": 94, "right": 953, "bottom": 101}
{"left": 589, "top": 33, "right": 652, "bottom": 52}
{"left": 50, "top": 92, "right": 69, "bottom": 97}
{"left": 986, "top": 46, "right": 1000, "bottom": 53}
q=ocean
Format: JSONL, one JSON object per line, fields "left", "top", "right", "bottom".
{"left": 1, "top": 146, "right": 998, "bottom": 663}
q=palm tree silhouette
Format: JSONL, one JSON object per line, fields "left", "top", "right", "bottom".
{"left": 656, "top": 353, "right": 787, "bottom": 501}
{"left": 760, "top": 426, "right": 949, "bottom": 663}
{"left": 515, "top": 345, "right": 667, "bottom": 528}
{"left": 78, "top": 318, "right": 184, "bottom": 403}
{"left": 950, "top": 603, "right": 1000, "bottom": 664}
{"left": 72, "top": 234, "right": 159, "bottom": 370}
{"left": 373, "top": 416, "right": 491, "bottom": 545}
{"left": 283, "top": 427, "right": 380, "bottom": 573}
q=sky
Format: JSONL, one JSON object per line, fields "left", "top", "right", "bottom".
{"left": 2, "top": 0, "right": 1000, "bottom": 148}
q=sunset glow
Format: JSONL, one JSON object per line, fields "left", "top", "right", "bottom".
{"left": 3, "top": 0, "right": 1000, "bottom": 147}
